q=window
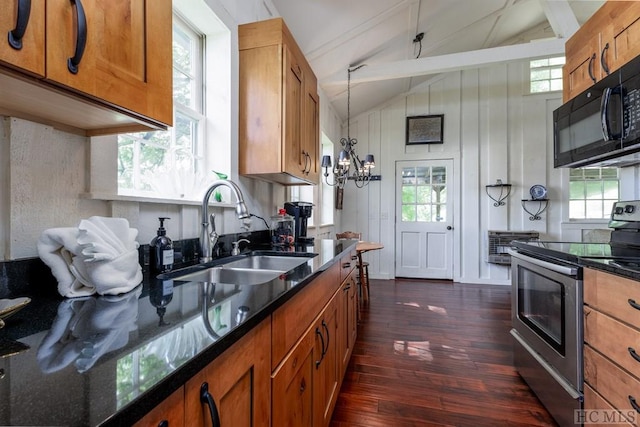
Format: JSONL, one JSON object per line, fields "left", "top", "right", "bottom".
{"left": 530, "top": 57, "right": 565, "bottom": 93}
{"left": 116, "top": 7, "right": 231, "bottom": 201}
{"left": 288, "top": 133, "right": 336, "bottom": 229}
{"left": 320, "top": 134, "right": 335, "bottom": 226}
{"left": 569, "top": 167, "right": 619, "bottom": 219}
{"left": 401, "top": 166, "right": 447, "bottom": 222}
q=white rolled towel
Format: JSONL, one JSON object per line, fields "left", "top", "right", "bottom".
{"left": 37, "top": 216, "right": 142, "bottom": 297}
{"left": 37, "top": 228, "right": 95, "bottom": 298}
{"left": 77, "top": 216, "right": 142, "bottom": 295}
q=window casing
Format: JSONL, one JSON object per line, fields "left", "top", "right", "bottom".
{"left": 530, "top": 57, "right": 565, "bottom": 93}
{"left": 117, "top": 15, "right": 214, "bottom": 200}
{"left": 569, "top": 167, "right": 619, "bottom": 220}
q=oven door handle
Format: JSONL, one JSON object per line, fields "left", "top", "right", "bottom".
{"left": 507, "top": 249, "right": 578, "bottom": 276}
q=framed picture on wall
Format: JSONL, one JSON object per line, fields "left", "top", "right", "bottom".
{"left": 406, "top": 114, "right": 444, "bottom": 145}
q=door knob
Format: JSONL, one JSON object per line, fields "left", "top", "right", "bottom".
{"left": 447, "top": 226, "right": 453, "bottom": 230}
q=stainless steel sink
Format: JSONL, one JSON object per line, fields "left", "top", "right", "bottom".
{"left": 220, "top": 255, "right": 310, "bottom": 271}
{"left": 172, "top": 266, "right": 284, "bottom": 285}
{"left": 171, "top": 254, "right": 315, "bottom": 285}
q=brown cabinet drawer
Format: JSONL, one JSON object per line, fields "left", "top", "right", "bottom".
{"left": 584, "top": 306, "right": 640, "bottom": 380}
{"left": 584, "top": 268, "right": 640, "bottom": 331}
{"left": 272, "top": 261, "right": 340, "bottom": 370}
{"left": 584, "top": 383, "right": 635, "bottom": 426}
{"left": 339, "top": 250, "right": 357, "bottom": 283}
{"left": 584, "top": 345, "right": 640, "bottom": 426}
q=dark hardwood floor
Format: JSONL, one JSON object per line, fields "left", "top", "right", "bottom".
{"left": 330, "top": 279, "right": 558, "bottom": 427}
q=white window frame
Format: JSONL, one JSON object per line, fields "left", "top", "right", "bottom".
{"left": 529, "top": 56, "right": 565, "bottom": 94}
{"left": 117, "top": 16, "right": 206, "bottom": 200}
{"left": 569, "top": 167, "right": 620, "bottom": 220}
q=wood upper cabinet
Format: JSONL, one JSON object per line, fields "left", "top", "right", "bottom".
{"left": 45, "top": 0, "right": 172, "bottom": 127}
{"left": 239, "top": 17, "right": 320, "bottom": 185}
{"left": 0, "top": 0, "right": 171, "bottom": 134}
{"left": 564, "top": 1, "right": 640, "bottom": 102}
{"left": 185, "top": 320, "right": 271, "bottom": 427}
{"left": 0, "top": 0, "right": 45, "bottom": 76}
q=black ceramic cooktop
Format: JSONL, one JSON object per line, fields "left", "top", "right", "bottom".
{"left": 512, "top": 240, "right": 640, "bottom": 275}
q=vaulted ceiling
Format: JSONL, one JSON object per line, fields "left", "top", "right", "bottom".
{"left": 270, "top": 0, "right": 604, "bottom": 122}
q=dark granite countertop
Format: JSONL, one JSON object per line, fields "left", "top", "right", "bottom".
{"left": 0, "top": 239, "right": 355, "bottom": 426}
{"left": 578, "top": 257, "right": 640, "bottom": 280}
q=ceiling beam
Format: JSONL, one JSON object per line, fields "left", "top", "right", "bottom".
{"left": 321, "top": 37, "right": 566, "bottom": 86}
{"left": 538, "top": 0, "right": 579, "bottom": 39}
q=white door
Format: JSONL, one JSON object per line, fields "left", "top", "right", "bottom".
{"left": 395, "top": 160, "right": 454, "bottom": 279}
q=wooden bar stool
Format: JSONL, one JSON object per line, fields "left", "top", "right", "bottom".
{"left": 336, "top": 231, "right": 370, "bottom": 301}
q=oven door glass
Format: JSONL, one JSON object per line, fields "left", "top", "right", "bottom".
{"left": 517, "top": 266, "right": 565, "bottom": 355}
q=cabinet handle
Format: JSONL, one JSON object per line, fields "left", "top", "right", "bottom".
{"left": 628, "top": 299, "right": 640, "bottom": 311}
{"left": 8, "top": 0, "right": 31, "bottom": 50}
{"left": 600, "top": 42, "right": 610, "bottom": 75}
{"left": 342, "top": 262, "right": 351, "bottom": 268}
{"left": 315, "top": 327, "right": 325, "bottom": 368}
{"left": 343, "top": 285, "right": 351, "bottom": 291}
{"left": 200, "top": 382, "right": 221, "bottom": 427}
{"left": 629, "top": 395, "right": 640, "bottom": 414}
{"left": 67, "top": 0, "right": 87, "bottom": 74}
{"left": 158, "top": 421, "right": 169, "bottom": 427}
{"left": 588, "top": 53, "right": 596, "bottom": 84}
{"left": 629, "top": 347, "right": 640, "bottom": 363}
{"left": 322, "top": 319, "right": 330, "bottom": 356}
{"left": 300, "top": 151, "right": 311, "bottom": 174}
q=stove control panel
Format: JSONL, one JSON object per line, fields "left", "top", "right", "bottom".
{"left": 611, "top": 201, "right": 640, "bottom": 222}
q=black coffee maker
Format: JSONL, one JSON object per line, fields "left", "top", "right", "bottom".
{"left": 284, "top": 202, "right": 314, "bottom": 243}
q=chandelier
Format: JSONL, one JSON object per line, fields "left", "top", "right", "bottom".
{"left": 321, "top": 65, "right": 375, "bottom": 188}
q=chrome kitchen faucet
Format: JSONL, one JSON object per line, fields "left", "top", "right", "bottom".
{"left": 200, "top": 179, "right": 250, "bottom": 263}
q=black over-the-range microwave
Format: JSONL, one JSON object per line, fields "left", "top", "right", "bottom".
{"left": 554, "top": 54, "right": 640, "bottom": 168}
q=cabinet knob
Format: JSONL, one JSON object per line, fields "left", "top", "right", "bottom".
{"left": 158, "top": 421, "right": 169, "bottom": 427}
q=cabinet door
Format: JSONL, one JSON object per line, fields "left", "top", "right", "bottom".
{"left": 0, "top": 0, "right": 45, "bottom": 76}
{"left": 563, "top": 36, "right": 600, "bottom": 102}
{"left": 338, "top": 268, "right": 357, "bottom": 376}
{"left": 607, "top": 1, "right": 640, "bottom": 73}
{"left": 303, "top": 68, "right": 320, "bottom": 183}
{"left": 272, "top": 324, "right": 316, "bottom": 427}
{"left": 313, "top": 293, "right": 340, "bottom": 427}
{"left": 45, "top": 0, "right": 172, "bottom": 126}
{"left": 584, "top": 344, "right": 640, "bottom": 422}
{"left": 185, "top": 320, "right": 271, "bottom": 427}
{"left": 283, "top": 44, "right": 305, "bottom": 180}
{"left": 133, "top": 386, "right": 184, "bottom": 427}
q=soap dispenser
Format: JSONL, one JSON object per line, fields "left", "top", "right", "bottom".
{"left": 150, "top": 217, "right": 174, "bottom": 273}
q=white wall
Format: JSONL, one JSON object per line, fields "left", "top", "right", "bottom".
{"left": 337, "top": 61, "right": 566, "bottom": 285}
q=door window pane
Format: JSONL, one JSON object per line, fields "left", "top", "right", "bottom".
{"left": 401, "top": 165, "right": 448, "bottom": 222}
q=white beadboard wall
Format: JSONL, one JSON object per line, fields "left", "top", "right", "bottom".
{"left": 337, "top": 60, "right": 566, "bottom": 285}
